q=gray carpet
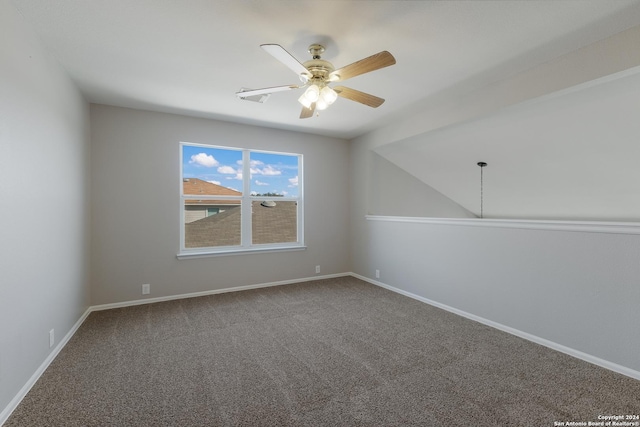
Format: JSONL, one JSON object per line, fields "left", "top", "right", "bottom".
{"left": 6, "top": 276, "right": 640, "bottom": 426}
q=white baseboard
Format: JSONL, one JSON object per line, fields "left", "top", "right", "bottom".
{"left": 5, "top": 270, "right": 638, "bottom": 426}
{"left": 91, "top": 272, "right": 350, "bottom": 311}
{"left": 1, "top": 272, "right": 349, "bottom": 426}
{"left": 350, "top": 272, "right": 640, "bottom": 381}
{"left": 0, "top": 307, "right": 92, "bottom": 426}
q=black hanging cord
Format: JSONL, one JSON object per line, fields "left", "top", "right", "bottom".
{"left": 477, "top": 162, "right": 487, "bottom": 219}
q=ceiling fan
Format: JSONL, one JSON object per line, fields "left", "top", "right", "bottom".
{"left": 236, "top": 44, "right": 396, "bottom": 118}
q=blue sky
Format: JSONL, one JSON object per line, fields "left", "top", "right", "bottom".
{"left": 182, "top": 145, "right": 299, "bottom": 197}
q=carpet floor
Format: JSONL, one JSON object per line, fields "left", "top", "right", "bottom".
{"left": 6, "top": 276, "right": 640, "bottom": 426}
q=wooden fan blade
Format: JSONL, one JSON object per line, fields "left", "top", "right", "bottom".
{"left": 300, "top": 102, "right": 316, "bottom": 119}
{"left": 329, "top": 51, "right": 396, "bottom": 82}
{"left": 261, "top": 44, "right": 311, "bottom": 78}
{"left": 236, "top": 85, "right": 299, "bottom": 98}
{"left": 333, "top": 86, "right": 385, "bottom": 108}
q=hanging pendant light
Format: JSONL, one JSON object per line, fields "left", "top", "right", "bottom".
{"left": 477, "top": 162, "right": 487, "bottom": 219}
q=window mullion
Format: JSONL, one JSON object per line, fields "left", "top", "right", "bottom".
{"left": 241, "top": 150, "right": 252, "bottom": 247}
{"left": 297, "top": 154, "right": 303, "bottom": 245}
{"left": 180, "top": 142, "right": 302, "bottom": 255}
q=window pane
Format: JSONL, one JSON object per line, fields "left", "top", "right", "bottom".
{"left": 184, "top": 200, "right": 241, "bottom": 248}
{"left": 182, "top": 146, "right": 243, "bottom": 195}
{"left": 180, "top": 143, "right": 303, "bottom": 254}
{"left": 249, "top": 152, "right": 299, "bottom": 197}
{"left": 252, "top": 200, "right": 297, "bottom": 245}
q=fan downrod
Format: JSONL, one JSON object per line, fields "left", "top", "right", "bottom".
{"left": 308, "top": 44, "right": 325, "bottom": 59}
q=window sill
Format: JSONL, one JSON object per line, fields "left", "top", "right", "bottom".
{"left": 177, "top": 245, "right": 307, "bottom": 260}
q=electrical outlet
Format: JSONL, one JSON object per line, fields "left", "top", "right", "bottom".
{"left": 375, "top": 269, "right": 380, "bottom": 279}
{"left": 315, "top": 265, "right": 321, "bottom": 274}
{"left": 142, "top": 283, "right": 150, "bottom": 295}
{"left": 49, "top": 329, "right": 55, "bottom": 348}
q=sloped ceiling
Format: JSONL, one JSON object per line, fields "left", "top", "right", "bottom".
{"left": 10, "top": 0, "right": 640, "bottom": 220}
{"left": 376, "top": 69, "right": 640, "bottom": 221}
{"left": 10, "top": 0, "right": 640, "bottom": 139}
{"left": 365, "top": 21, "right": 640, "bottom": 222}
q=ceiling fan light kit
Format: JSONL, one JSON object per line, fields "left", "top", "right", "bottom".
{"left": 298, "top": 93, "right": 312, "bottom": 109}
{"left": 303, "top": 84, "right": 320, "bottom": 102}
{"left": 237, "top": 43, "right": 396, "bottom": 118}
{"left": 301, "top": 84, "right": 337, "bottom": 111}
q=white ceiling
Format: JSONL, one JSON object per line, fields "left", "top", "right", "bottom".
{"left": 11, "top": 0, "right": 640, "bottom": 139}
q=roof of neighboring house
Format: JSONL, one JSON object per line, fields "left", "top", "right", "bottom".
{"left": 185, "top": 206, "right": 241, "bottom": 247}
{"left": 183, "top": 178, "right": 241, "bottom": 205}
{"left": 185, "top": 200, "right": 297, "bottom": 248}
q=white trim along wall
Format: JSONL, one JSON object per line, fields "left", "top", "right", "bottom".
{"left": 367, "top": 215, "right": 640, "bottom": 235}
{"left": 3, "top": 266, "right": 640, "bottom": 425}
{"left": 0, "top": 1, "right": 91, "bottom": 424}
{"left": 351, "top": 215, "right": 640, "bottom": 376}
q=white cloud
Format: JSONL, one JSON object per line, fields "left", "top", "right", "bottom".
{"left": 207, "top": 180, "right": 221, "bottom": 185}
{"left": 217, "top": 165, "right": 236, "bottom": 174}
{"left": 280, "top": 190, "right": 288, "bottom": 196}
{"left": 255, "top": 180, "right": 269, "bottom": 186}
{"left": 288, "top": 176, "right": 299, "bottom": 187}
{"left": 260, "top": 165, "right": 282, "bottom": 176}
{"left": 246, "top": 164, "right": 283, "bottom": 176}
{"left": 237, "top": 159, "right": 264, "bottom": 167}
{"left": 189, "top": 153, "right": 218, "bottom": 167}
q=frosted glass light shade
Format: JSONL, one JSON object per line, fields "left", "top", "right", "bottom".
{"left": 303, "top": 84, "right": 320, "bottom": 102}
{"left": 316, "top": 97, "right": 328, "bottom": 110}
{"left": 298, "top": 94, "right": 312, "bottom": 108}
{"left": 320, "top": 86, "right": 338, "bottom": 105}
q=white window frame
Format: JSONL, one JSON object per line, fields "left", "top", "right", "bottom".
{"left": 178, "top": 142, "right": 304, "bottom": 259}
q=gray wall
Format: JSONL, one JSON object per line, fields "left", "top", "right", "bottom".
{"left": 0, "top": 0, "right": 90, "bottom": 416}
{"left": 355, "top": 216, "right": 640, "bottom": 372}
{"left": 348, "top": 25, "right": 640, "bottom": 376}
{"left": 3, "top": 0, "right": 639, "bottom": 417}
{"left": 90, "top": 105, "right": 350, "bottom": 305}
{"left": 369, "top": 153, "right": 475, "bottom": 219}
{"left": 349, "top": 93, "right": 640, "bottom": 376}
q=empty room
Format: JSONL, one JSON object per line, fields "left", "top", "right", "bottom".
{"left": 2, "top": 0, "right": 640, "bottom": 425}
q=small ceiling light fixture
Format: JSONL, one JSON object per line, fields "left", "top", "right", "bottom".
{"left": 477, "top": 162, "right": 487, "bottom": 219}
{"left": 298, "top": 83, "right": 337, "bottom": 111}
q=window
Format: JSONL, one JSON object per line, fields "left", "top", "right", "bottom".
{"left": 179, "top": 143, "right": 303, "bottom": 257}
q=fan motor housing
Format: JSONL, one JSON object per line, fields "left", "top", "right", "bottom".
{"left": 303, "top": 44, "right": 334, "bottom": 81}
{"left": 303, "top": 59, "right": 334, "bottom": 80}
